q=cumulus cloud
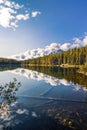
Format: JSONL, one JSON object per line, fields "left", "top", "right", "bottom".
{"left": 0, "top": 7, "right": 15, "bottom": 28}
{"left": 10, "top": 35, "right": 87, "bottom": 60}
{"left": 82, "top": 36, "right": 87, "bottom": 46}
{"left": 0, "top": 0, "right": 23, "bottom": 9}
{"left": 16, "top": 14, "right": 29, "bottom": 20}
{"left": 0, "top": 0, "right": 40, "bottom": 29}
{"left": 60, "top": 43, "right": 71, "bottom": 51}
{"left": 32, "top": 11, "right": 41, "bottom": 17}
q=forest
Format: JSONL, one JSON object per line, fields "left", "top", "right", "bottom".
{"left": 21, "top": 46, "right": 87, "bottom": 66}
{"left": 0, "top": 58, "right": 21, "bottom": 66}
{"left": 0, "top": 46, "right": 87, "bottom": 74}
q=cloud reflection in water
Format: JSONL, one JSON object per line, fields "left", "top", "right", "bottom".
{"left": 8, "top": 68, "right": 87, "bottom": 92}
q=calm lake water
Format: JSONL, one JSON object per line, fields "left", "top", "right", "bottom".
{"left": 0, "top": 67, "right": 87, "bottom": 130}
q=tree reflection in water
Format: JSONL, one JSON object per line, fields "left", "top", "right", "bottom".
{"left": 0, "top": 78, "right": 21, "bottom": 130}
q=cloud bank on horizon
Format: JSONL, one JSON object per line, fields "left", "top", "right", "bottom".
{"left": 10, "top": 35, "right": 87, "bottom": 60}
{"left": 0, "top": 0, "right": 41, "bottom": 29}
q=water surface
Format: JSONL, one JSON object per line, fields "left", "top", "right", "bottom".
{"left": 0, "top": 67, "right": 87, "bottom": 130}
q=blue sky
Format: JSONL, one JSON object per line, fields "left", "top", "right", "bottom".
{"left": 0, "top": 0, "right": 87, "bottom": 57}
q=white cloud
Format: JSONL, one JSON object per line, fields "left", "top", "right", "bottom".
{"left": 0, "top": 0, "right": 41, "bottom": 29}
{"left": 5, "top": 1, "right": 23, "bottom": 9}
{"left": 73, "top": 38, "right": 81, "bottom": 44}
{"left": 0, "top": 0, "right": 3, "bottom": 4}
{"left": 0, "top": 6, "right": 15, "bottom": 28}
{"left": 60, "top": 43, "right": 71, "bottom": 51}
{"left": 16, "top": 14, "right": 29, "bottom": 20}
{"left": 9, "top": 35, "right": 87, "bottom": 60}
{"left": 82, "top": 36, "right": 87, "bottom": 46}
{"left": 32, "top": 11, "right": 41, "bottom": 17}
{"left": 45, "top": 43, "right": 59, "bottom": 54}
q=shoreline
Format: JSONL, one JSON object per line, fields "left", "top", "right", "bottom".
{"left": 22, "top": 64, "right": 87, "bottom": 76}
{"left": 22, "top": 64, "right": 81, "bottom": 68}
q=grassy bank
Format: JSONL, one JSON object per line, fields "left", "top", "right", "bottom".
{"left": 23, "top": 64, "right": 81, "bottom": 68}
{"left": 60, "top": 64, "right": 81, "bottom": 68}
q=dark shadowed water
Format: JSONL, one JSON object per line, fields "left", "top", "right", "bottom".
{"left": 0, "top": 66, "right": 87, "bottom": 130}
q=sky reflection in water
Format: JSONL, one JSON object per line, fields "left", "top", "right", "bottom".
{"left": 0, "top": 68, "right": 87, "bottom": 130}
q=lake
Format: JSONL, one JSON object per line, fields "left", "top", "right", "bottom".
{"left": 0, "top": 67, "right": 87, "bottom": 130}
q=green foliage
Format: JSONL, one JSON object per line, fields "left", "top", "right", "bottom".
{"left": 22, "top": 46, "right": 87, "bottom": 66}
{"left": 0, "top": 58, "right": 21, "bottom": 65}
{"left": 0, "top": 78, "right": 21, "bottom": 104}
{"left": 79, "top": 62, "right": 87, "bottom": 73}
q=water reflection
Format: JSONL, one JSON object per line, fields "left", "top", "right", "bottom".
{"left": 8, "top": 68, "right": 87, "bottom": 93}
{"left": 0, "top": 67, "right": 87, "bottom": 129}
{"left": 9, "top": 68, "right": 72, "bottom": 86}
{"left": 24, "top": 66, "right": 87, "bottom": 88}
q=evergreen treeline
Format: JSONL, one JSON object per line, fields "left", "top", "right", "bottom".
{"left": 22, "top": 46, "right": 87, "bottom": 66}
{"left": 0, "top": 58, "right": 21, "bottom": 65}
